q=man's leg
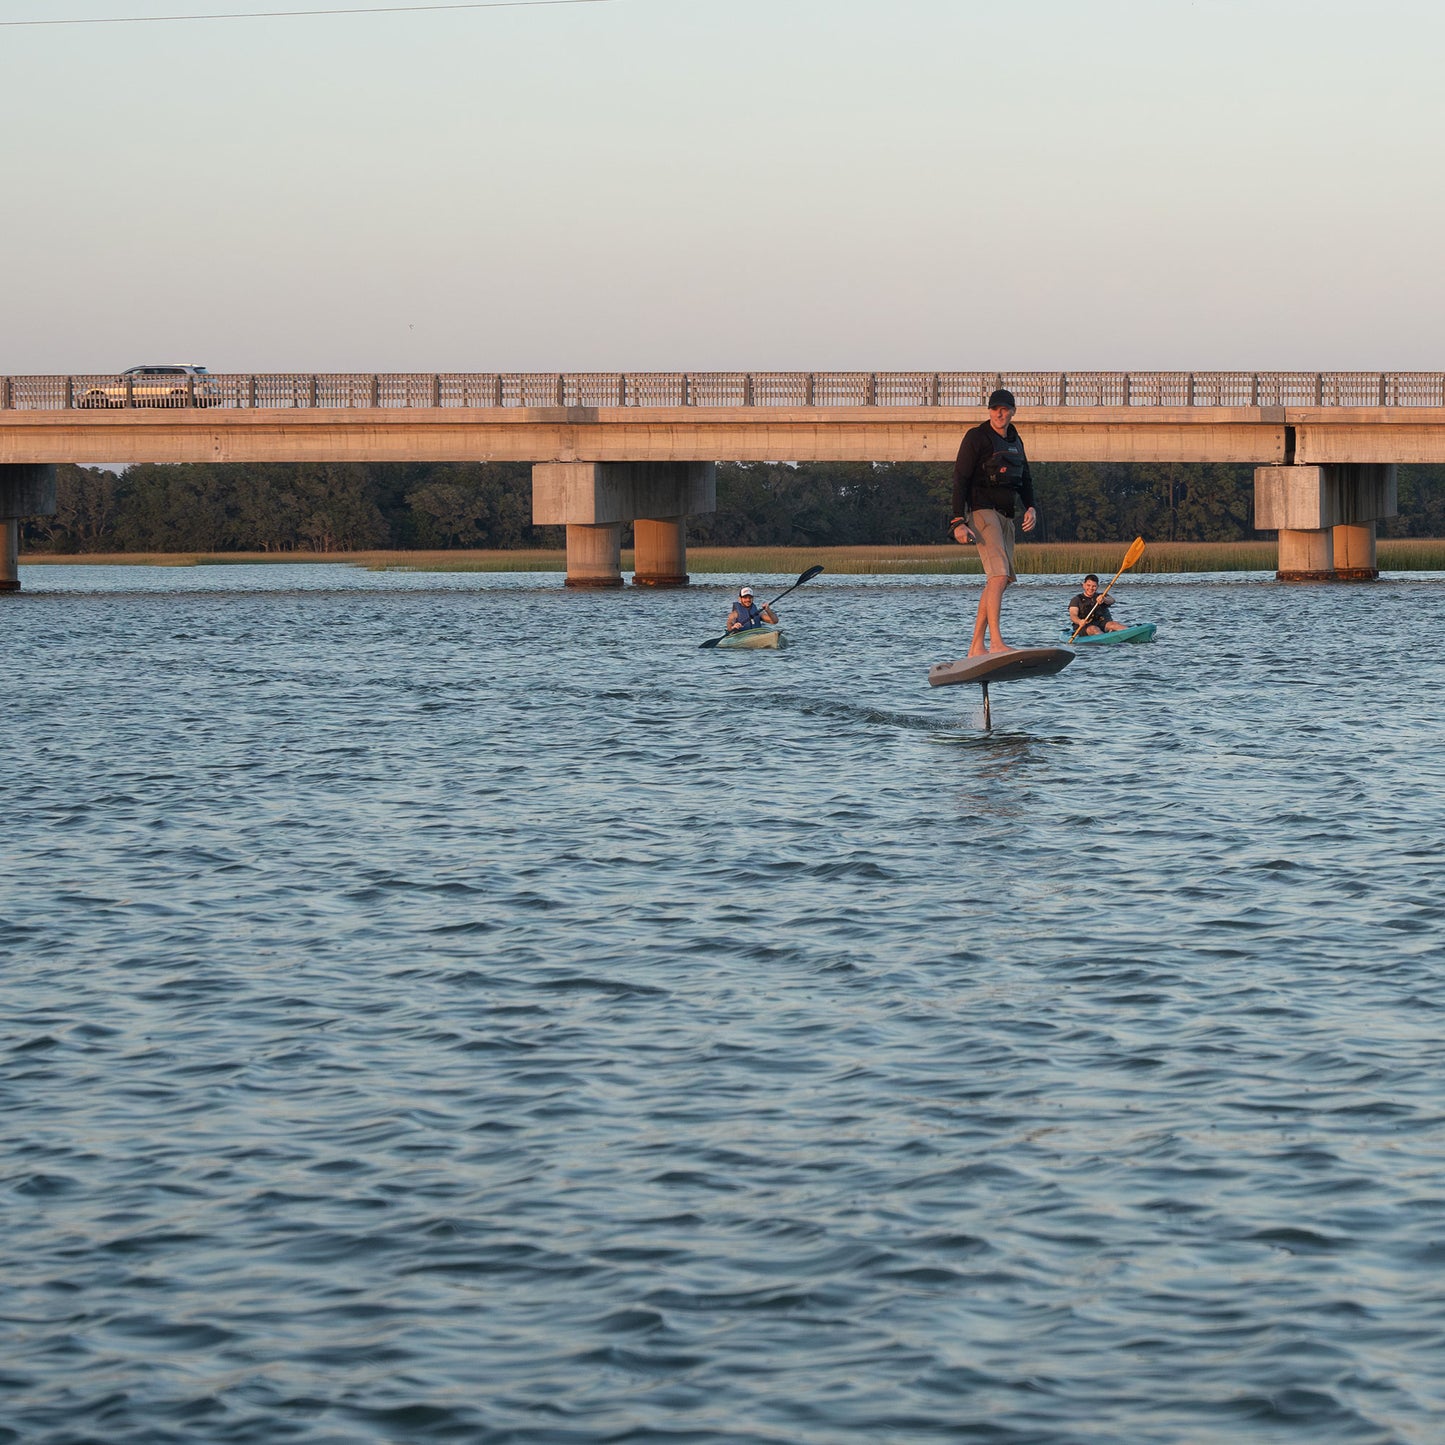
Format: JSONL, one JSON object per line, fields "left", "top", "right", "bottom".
{"left": 983, "top": 575, "right": 1014, "bottom": 652}
{"left": 966, "top": 510, "right": 1015, "bottom": 656}
{"left": 969, "top": 578, "right": 1008, "bottom": 654}
{"left": 968, "top": 589, "right": 990, "bottom": 655}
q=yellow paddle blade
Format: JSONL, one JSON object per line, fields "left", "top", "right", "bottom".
{"left": 1121, "top": 535, "right": 1146, "bottom": 571}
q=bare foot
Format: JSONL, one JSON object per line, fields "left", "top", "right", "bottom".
{"left": 986, "top": 643, "right": 1016, "bottom": 655}
{"left": 967, "top": 645, "right": 986, "bottom": 658}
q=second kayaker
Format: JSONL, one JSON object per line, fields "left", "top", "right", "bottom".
{"left": 726, "top": 586, "right": 778, "bottom": 632}
{"left": 1068, "top": 574, "right": 1127, "bottom": 636}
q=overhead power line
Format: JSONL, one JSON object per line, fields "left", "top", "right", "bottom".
{"left": 1, "top": 0, "right": 619, "bottom": 26}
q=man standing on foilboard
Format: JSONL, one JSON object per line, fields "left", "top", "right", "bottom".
{"left": 950, "top": 387, "right": 1038, "bottom": 656}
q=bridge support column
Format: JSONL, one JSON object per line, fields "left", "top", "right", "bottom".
{"left": 1, "top": 519, "right": 17, "bottom": 593}
{"left": 1332, "top": 521, "right": 1377, "bottom": 580}
{"left": 1276, "top": 525, "right": 1334, "bottom": 581}
{"left": 0, "top": 464, "right": 58, "bottom": 594}
{"left": 632, "top": 517, "right": 689, "bottom": 587}
{"left": 1254, "top": 464, "right": 1395, "bottom": 582}
{"left": 563, "top": 523, "right": 624, "bottom": 588}
{"left": 533, "top": 461, "right": 715, "bottom": 589}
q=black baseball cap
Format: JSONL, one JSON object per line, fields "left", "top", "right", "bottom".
{"left": 987, "top": 388, "right": 1016, "bottom": 410}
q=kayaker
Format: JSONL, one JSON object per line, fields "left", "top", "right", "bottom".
{"left": 1068, "top": 574, "right": 1127, "bottom": 636}
{"left": 726, "top": 586, "right": 777, "bottom": 632}
{"left": 950, "top": 388, "right": 1038, "bottom": 656}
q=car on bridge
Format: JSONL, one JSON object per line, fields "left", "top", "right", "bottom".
{"left": 79, "top": 365, "right": 218, "bottom": 408}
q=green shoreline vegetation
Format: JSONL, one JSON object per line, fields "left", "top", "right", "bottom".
{"left": 20, "top": 539, "right": 1445, "bottom": 573}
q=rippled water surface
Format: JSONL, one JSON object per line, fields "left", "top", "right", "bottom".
{"left": 4, "top": 564, "right": 1445, "bottom": 1445}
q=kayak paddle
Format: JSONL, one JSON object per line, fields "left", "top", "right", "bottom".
{"left": 699, "top": 565, "right": 825, "bottom": 648}
{"left": 1068, "top": 536, "right": 1145, "bottom": 643}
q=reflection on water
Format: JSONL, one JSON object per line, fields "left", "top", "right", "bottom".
{"left": 4, "top": 565, "right": 1445, "bottom": 1443}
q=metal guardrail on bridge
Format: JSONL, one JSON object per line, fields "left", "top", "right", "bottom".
{"left": 3, "top": 372, "right": 1445, "bottom": 411}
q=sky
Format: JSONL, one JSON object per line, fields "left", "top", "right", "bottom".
{"left": 2, "top": 0, "right": 1443, "bottom": 374}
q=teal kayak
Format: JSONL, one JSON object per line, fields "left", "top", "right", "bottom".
{"left": 1060, "top": 623, "right": 1157, "bottom": 646}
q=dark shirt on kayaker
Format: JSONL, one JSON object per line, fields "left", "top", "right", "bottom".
{"left": 1069, "top": 592, "right": 1112, "bottom": 628}
{"left": 952, "top": 420, "right": 1036, "bottom": 520}
{"left": 729, "top": 601, "right": 767, "bottom": 629}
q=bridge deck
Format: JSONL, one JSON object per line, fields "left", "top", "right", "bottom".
{"left": 4, "top": 404, "right": 1445, "bottom": 466}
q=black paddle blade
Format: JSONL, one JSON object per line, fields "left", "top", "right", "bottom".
{"left": 762, "top": 564, "right": 824, "bottom": 608}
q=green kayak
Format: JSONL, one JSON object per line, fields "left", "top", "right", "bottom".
{"left": 1061, "top": 623, "right": 1157, "bottom": 646}
{"left": 715, "top": 625, "right": 782, "bottom": 650}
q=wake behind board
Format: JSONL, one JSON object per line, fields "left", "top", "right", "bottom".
{"left": 928, "top": 646, "right": 1074, "bottom": 689}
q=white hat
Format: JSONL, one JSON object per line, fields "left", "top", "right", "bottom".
{"left": 739, "top": 586, "right": 754, "bottom": 597}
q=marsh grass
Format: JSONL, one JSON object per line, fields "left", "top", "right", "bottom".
{"left": 678, "top": 543, "right": 1285, "bottom": 576}
{"left": 19, "top": 549, "right": 570, "bottom": 571}
{"left": 21, "top": 539, "right": 1445, "bottom": 573}
{"left": 366, "top": 543, "right": 1289, "bottom": 576}
{"left": 1378, "top": 538, "right": 1445, "bottom": 570}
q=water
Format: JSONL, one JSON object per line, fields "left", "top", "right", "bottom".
{"left": 3, "top": 564, "right": 1444, "bottom": 1445}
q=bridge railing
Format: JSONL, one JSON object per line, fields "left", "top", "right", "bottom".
{"left": 3, "top": 372, "right": 1445, "bottom": 411}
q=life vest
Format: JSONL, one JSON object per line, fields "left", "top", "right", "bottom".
{"left": 970, "top": 426, "right": 1029, "bottom": 514}
{"left": 989, "top": 428, "right": 1027, "bottom": 482}
{"left": 1070, "top": 591, "right": 1111, "bottom": 625}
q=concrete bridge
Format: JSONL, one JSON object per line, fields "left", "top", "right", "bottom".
{"left": 4, "top": 369, "right": 1439, "bottom": 590}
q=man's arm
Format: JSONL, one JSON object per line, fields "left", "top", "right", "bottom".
{"left": 951, "top": 428, "right": 984, "bottom": 518}
{"left": 1017, "top": 433, "right": 1040, "bottom": 525}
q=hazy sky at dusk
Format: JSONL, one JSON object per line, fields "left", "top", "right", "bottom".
{"left": 2, "top": 0, "right": 1442, "bottom": 373}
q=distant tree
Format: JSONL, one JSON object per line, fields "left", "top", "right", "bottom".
{"left": 290, "top": 465, "right": 389, "bottom": 551}
{"left": 1036, "top": 463, "right": 1116, "bottom": 541}
{"left": 405, "top": 462, "right": 541, "bottom": 548}
{"left": 30, "top": 465, "right": 119, "bottom": 552}
{"left": 114, "top": 463, "right": 234, "bottom": 551}
{"left": 1383, "top": 466, "right": 1445, "bottom": 537}
{"left": 1173, "top": 464, "right": 1254, "bottom": 541}
{"left": 408, "top": 480, "right": 490, "bottom": 547}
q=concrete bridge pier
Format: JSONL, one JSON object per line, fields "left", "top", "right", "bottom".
{"left": 1254, "top": 464, "right": 1396, "bottom": 582}
{"left": 563, "top": 523, "right": 624, "bottom": 588}
{"left": 632, "top": 517, "right": 689, "bottom": 587}
{"left": 1332, "top": 522, "right": 1378, "bottom": 580}
{"left": 533, "top": 461, "right": 716, "bottom": 589}
{"left": 1, "top": 464, "right": 58, "bottom": 593}
{"left": 1276, "top": 523, "right": 1334, "bottom": 579}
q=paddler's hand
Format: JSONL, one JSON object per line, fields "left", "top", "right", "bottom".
{"left": 952, "top": 522, "right": 975, "bottom": 545}
{"left": 1021, "top": 507, "right": 1037, "bottom": 533}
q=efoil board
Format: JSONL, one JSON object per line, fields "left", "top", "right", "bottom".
{"left": 928, "top": 646, "right": 1074, "bottom": 689}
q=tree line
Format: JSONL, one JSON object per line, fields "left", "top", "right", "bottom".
{"left": 21, "top": 459, "right": 1445, "bottom": 553}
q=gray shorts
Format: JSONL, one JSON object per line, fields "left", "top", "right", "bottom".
{"left": 969, "top": 508, "right": 1016, "bottom": 581}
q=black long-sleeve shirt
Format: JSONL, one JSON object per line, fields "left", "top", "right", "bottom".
{"left": 951, "top": 420, "right": 1036, "bottom": 519}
